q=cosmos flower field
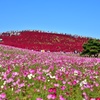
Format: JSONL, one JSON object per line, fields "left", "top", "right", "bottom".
{"left": 0, "top": 44, "right": 100, "bottom": 100}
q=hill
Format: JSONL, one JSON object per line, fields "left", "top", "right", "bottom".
{"left": 0, "top": 30, "right": 90, "bottom": 52}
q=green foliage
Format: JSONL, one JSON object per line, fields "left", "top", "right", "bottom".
{"left": 80, "top": 39, "right": 100, "bottom": 57}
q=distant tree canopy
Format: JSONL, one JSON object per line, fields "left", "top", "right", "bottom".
{"left": 80, "top": 39, "right": 100, "bottom": 57}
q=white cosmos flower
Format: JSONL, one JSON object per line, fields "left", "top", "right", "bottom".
{"left": 1, "top": 85, "right": 4, "bottom": 89}
{"left": 50, "top": 75, "right": 56, "bottom": 79}
{"left": 80, "top": 79, "right": 87, "bottom": 87}
{"left": 28, "top": 74, "right": 35, "bottom": 79}
{"left": 94, "top": 76, "right": 98, "bottom": 79}
{"left": 3, "top": 81, "right": 6, "bottom": 85}
{"left": 28, "top": 74, "right": 32, "bottom": 79}
{"left": 82, "top": 79, "right": 87, "bottom": 84}
{"left": 12, "top": 88, "right": 14, "bottom": 91}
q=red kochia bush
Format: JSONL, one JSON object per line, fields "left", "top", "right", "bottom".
{"left": 0, "top": 30, "right": 89, "bottom": 52}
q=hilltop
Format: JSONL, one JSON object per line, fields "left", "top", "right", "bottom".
{"left": 0, "top": 30, "right": 90, "bottom": 52}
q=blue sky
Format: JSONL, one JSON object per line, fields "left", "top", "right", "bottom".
{"left": 0, "top": 0, "right": 100, "bottom": 39}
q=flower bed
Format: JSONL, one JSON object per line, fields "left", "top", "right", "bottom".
{"left": 0, "top": 44, "right": 100, "bottom": 100}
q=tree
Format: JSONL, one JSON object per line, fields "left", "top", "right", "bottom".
{"left": 80, "top": 39, "right": 100, "bottom": 57}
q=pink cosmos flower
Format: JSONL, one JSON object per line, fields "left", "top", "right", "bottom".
{"left": 0, "top": 93, "right": 6, "bottom": 99}
{"left": 95, "top": 83, "right": 99, "bottom": 87}
{"left": 36, "top": 98, "right": 43, "bottom": 100}
{"left": 43, "top": 86, "right": 46, "bottom": 90}
{"left": 2, "top": 73, "right": 7, "bottom": 80}
{"left": 82, "top": 92, "right": 87, "bottom": 96}
{"left": 18, "top": 83, "right": 25, "bottom": 88}
{"left": 15, "top": 89, "right": 21, "bottom": 93}
{"left": 47, "top": 94, "right": 52, "bottom": 99}
{"left": 6, "top": 78, "right": 14, "bottom": 83}
{"left": 29, "top": 69, "right": 35, "bottom": 74}
{"left": 67, "top": 82, "right": 72, "bottom": 85}
{"left": 54, "top": 83, "right": 59, "bottom": 87}
{"left": 47, "top": 93, "right": 57, "bottom": 100}
{"left": 62, "top": 81, "right": 66, "bottom": 84}
{"left": 61, "top": 86, "right": 66, "bottom": 90}
{"left": 12, "top": 72, "right": 19, "bottom": 77}
{"left": 59, "top": 95, "right": 66, "bottom": 100}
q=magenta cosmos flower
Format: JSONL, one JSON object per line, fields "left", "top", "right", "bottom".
{"left": 48, "top": 88, "right": 56, "bottom": 93}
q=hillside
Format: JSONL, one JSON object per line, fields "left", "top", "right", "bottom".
{"left": 0, "top": 30, "right": 89, "bottom": 52}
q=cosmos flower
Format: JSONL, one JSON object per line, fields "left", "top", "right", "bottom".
{"left": 0, "top": 93, "right": 6, "bottom": 99}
